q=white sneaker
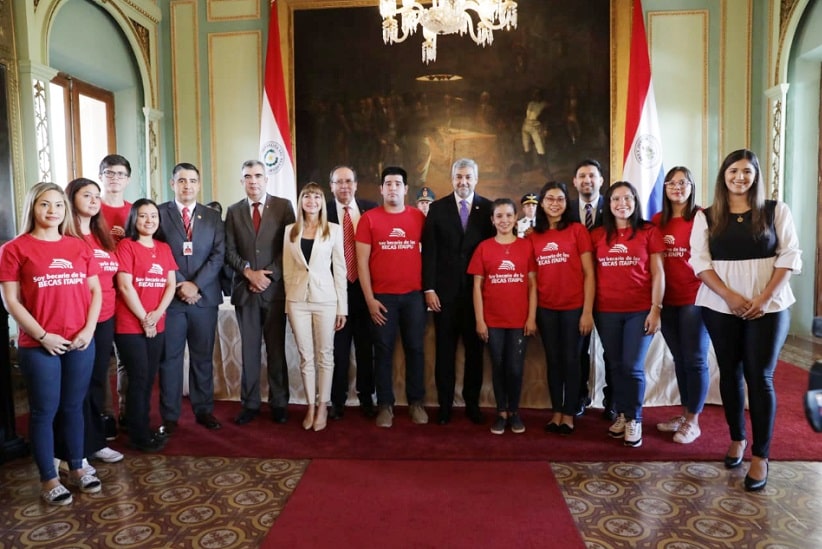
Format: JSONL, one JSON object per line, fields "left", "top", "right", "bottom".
{"left": 656, "top": 415, "right": 685, "bottom": 433}
{"left": 57, "top": 458, "right": 96, "bottom": 476}
{"left": 608, "top": 413, "right": 626, "bottom": 438}
{"left": 92, "top": 447, "right": 124, "bottom": 463}
{"left": 624, "top": 420, "right": 643, "bottom": 447}
{"left": 673, "top": 421, "right": 701, "bottom": 444}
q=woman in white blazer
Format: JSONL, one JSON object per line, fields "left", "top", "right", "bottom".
{"left": 283, "top": 182, "right": 348, "bottom": 431}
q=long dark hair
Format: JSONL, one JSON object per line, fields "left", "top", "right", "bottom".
{"left": 709, "top": 149, "right": 768, "bottom": 238}
{"left": 124, "top": 198, "right": 166, "bottom": 242}
{"left": 602, "top": 181, "right": 648, "bottom": 243}
{"left": 659, "top": 166, "right": 699, "bottom": 227}
{"left": 534, "top": 181, "right": 572, "bottom": 232}
{"left": 65, "top": 178, "right": 115, "bottom": 252}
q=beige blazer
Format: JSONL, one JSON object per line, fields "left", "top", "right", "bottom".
{"left": 283, "top": 222, "right": 348, "bottom": 315}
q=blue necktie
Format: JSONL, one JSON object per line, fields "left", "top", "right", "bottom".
{"left": 459, "top": 200, "right": 469, "bottom": 230}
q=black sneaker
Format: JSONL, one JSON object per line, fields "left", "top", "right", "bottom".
{"left": 129, "top": 434, "right": 167, "bottom": 453}
{"left": 102, "top": 414, "right": 117, "bottom": 441}
{"left": 509, "top": 413, "right": 526, "bottom": 434}
{"left": 490, "top": 415, "right": 506, "bottom": 435}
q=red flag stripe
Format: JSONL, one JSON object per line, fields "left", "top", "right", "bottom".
{"left": 264, "top": 2, "right": 292, "bottom": 160}
{"left": 623, "top": 0, "right": 651, "bottom": 164}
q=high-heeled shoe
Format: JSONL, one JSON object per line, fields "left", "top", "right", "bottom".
{"left": 744, "top": 461, "right": 768, "bottom": 492}
{"left": 724, "top": 440, "right": 747, "bottom": 469}
{"left": 302, "top": 405, "right": 315, "bottom": 430}
{"left": 313, "top": 402, "right": 328, "bottom": 432}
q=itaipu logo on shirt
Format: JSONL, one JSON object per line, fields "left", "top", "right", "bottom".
{"left": 489, "top": 260, "right": 523, "bottom": 285}
{"left": 536, "top": 242, "right": 570, "bottom": 266}
{"left": 663, "top": 234, "right": 687, "bottom": 258}
{"left": 148, "top": 263, "right": 164, "bottom": 275}
{"left": 599, "top": 244, "right": 640, "bottom": 268}
{"left": 49, "top": 258, "right": 74, "bottom": 269}
{"left": 33, "top": 258, "right": 85, "bottom": 287}
{"left": 377, "top": 227, "right": 417, "bottom": 251}
{"left": 608, "top": 243, "right": 629, "bottom": 254}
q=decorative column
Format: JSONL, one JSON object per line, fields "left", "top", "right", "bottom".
{"left": 143, "top": 107, "right": 164, "bottom": 202}
{"left": 764, "top": 83, "right": 790, "bottom": 200}
{"left": 17, "top": 61, "right": 58, "bottom": 184}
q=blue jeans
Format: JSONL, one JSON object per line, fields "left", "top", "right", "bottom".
{"left": 19, "top": 343, "right": 95, "bottom": 481}
{"left": 371, "top": 291, "right": 426, "bottom": 406}
{"left": 660, "top": 304, "right": 709, "bottom": 415}
{"left": 536, "top": 307, "right": 584, "bottom": 416}
{"left": 595, "top": 311, "right": 653, "bottom": 421}
{"left": 701, "top": 308, "right": 790, "bottom": 459}
{"left": 487, "top": 327, "right": 527, "bottom": 412}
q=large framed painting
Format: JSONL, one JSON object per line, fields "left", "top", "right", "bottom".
{"left": 291, "top": 0, "right": 611, "bottom": 204}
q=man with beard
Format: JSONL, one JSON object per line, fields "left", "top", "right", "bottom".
{"left": 568, "top": 158, "right": 614, "bottom": 420}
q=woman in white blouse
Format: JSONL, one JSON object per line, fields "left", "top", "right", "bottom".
{"left": 283, "top": 183, "right": 347, "bottom": 431}
{"left": 689, "top": 149, "right": 802, "bottom": 492}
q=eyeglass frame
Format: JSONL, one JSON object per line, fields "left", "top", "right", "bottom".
{"left": 101, "top": 169, "right": 130, "bottom": 180}
{"left": 663, "top": 178, "right": 691, "bottom": 189}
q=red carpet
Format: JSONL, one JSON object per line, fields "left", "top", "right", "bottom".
{"left": 262, "top": 459, "right": 584, "bottom": 549}
{"left": 16, "top": 360, "right": 821, "bottom": 462}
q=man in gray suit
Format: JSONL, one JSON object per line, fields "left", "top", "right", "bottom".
{"left": 159, "top": 162, "right": 226, "bottom": 433}
{"left": 225, "top": 159, "right": 296, "bottom": 425}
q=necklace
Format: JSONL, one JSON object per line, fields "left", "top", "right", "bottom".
{"left": 736, "top": 215, "right": 744, "bottom": 223}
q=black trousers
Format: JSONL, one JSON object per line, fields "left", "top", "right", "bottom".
{"left": 433, "top": 298, "right": 484, "bottom": 410}
{"left": 331, "top": 280, "right": 374, "bottom": 407}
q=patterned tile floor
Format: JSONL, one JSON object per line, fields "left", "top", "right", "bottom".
{"left": 0, "top": 456, "right": 306, "bottom": 548}
{"left": 554, "top": 461, "right": 822, "bottom": 548}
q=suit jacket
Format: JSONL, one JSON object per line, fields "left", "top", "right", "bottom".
{"left": 282, "top": 223, "right": 348, "bottom": 316}
{"left": 422, "top": 192, "right": 495, "bottom": 302}
{"left": 224, "top": 194, "right": 295, "bottom": 306}
{"left": 326, "top": 198, "right": 378, "bottom": 225}
{"left": 568, "top": 196, "right": 606, "bottom": 229}
{"left": 158, "top": 201, "right": 225, "bottom": 309}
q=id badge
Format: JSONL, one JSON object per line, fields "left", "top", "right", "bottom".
{"left": 183, "top": 241, "right": 193, "bottom": 256}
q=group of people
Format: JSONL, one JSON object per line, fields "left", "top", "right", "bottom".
{"left": 0, "top": 148, "right": 801, "bottom": 505}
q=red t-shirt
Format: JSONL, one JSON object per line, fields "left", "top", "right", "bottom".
{"left": 355, "top": 206, "right": 425, "bottom": 294}
{"left": 467, "top": 237, "right": 536, "bottom": 328}
{"left": 115, "top": 238, "right": 178, "bottom": 334}
{"left": 529, "top": 223, "right": 593, "bottom": 310}
{"left": 0, "top": 234, "right": 100, "bottom": 348}
{"left": 84, "top": 234, "right": 119, "bottom": 322}
{"left": 591, "top": 224, "right": 665, "bottom": 312}
{"left": 651, "top": 212, "right": 701, "bottom": 306}
{"left": 101, "top": 202, "right": 131, "bottom": 242}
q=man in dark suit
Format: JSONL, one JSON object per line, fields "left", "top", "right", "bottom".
{"left": 326, "top": 165, "right": 378, "bottom": 419}
{"left": 422, "top": 158, "right": 495, "bottom": 425}
{"left": 159, "top": 162, "right": 226, "bottom": 433}
{"left": 224, "top": 159, "right": 296, "bottom": 425}
{"left": 567, "top": 158, "right": 614, "bottom": 420}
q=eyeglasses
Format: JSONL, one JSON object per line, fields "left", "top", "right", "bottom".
{"left": 610, "top": 195, "right": 635, "bottom": 203}
{"left": 664, "top": 179, "right": 690, "bottom": 189}
{"left": 102, "top": 169, "right": 129, "bottom": 180}
{"left": 542, "top": 196, "right": 566, "bottom": 204}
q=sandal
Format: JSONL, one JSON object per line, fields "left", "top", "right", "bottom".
{"left": 41, "top": 483, "right": 73, "bottom": 506}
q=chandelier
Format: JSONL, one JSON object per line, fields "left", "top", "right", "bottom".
{"left": 380, "top": 0, "right": 518, "bottom": 64}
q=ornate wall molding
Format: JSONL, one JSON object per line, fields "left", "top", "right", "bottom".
{"left": 764, "top": 83, "right": 789, "bottom": 200}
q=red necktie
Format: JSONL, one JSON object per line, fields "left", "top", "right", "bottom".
{"left": 182, "top": 207, "right": 192, "bottom": 240}
{"left": 343, "top": 206, "right": 357, "bottom": 283}
{"left": 252, "top": 202, "right": 261, "bottom": 233}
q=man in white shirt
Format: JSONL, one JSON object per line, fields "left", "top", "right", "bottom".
{"left": 516, "top": 193, "right": 538, "bottom": 238}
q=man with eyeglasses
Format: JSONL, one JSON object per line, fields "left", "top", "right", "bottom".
{"left": 99, "top": 154, "right": 133, "bottom": 440}
{"left": 99, "top": 154, "right": 133, "bottom": 242}
{"left": 568, "top": 158, "right": 615, "bottom": 421}
{"left": 326, "top": 165, "right": 378, "bottom": 420}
